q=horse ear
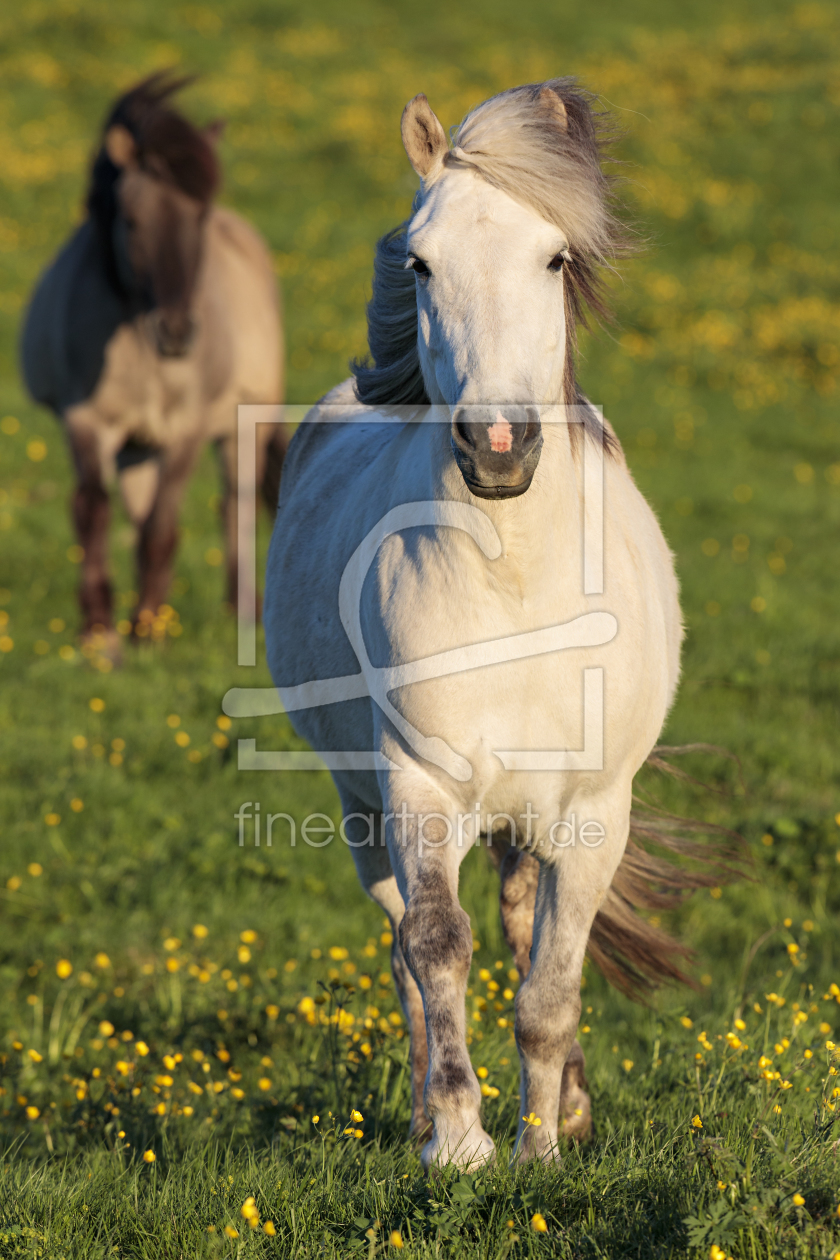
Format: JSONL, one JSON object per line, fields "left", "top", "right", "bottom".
{"left": 537, "top": 85, "right": 568, "bottom": 132}
{"left": 104, "top": 125, "right": 136, "bottom": 169}
{"left": 401, "top": 94, "right": 448, "bottom": 179}
{"left": 204, "top": 119, "right": 226, "bottom": 145}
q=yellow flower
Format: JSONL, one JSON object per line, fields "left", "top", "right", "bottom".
{"left": 312, "top": 1115, "right": 320, "bottom": 1124}
{"left": 691, "top": 1115, "right": 703, "bottom": 1129}
{"left": 25, "top": 1105, "right": 40, "bottom": 1120}
{"left": 223, "top": 1225, "right": 239, "bottom": 1238}
{"left": 231, "top": 1088, "right": 245, "bottom": 1101}
{"left": 710, "top": 1247, "right": 726, "bottom": 1260}
{"left": 622, "top": 1059, "right": 634, "bottom": 1072}
{"left": 142, "top": 1150, "right": 155, "bottom": 1163}
{"left": 476, "top": 1066, "right": 489, "bottom": 1079}
{"left": 258, "top": 1077, "right": 272, "bottom": 1091}
{"left": 717, "top": 1181, "right": 727, "bottom": 1190}
{"left": 241, "top": 1197, "right": 259, "bottom": 1223}
{"left": 389, "top": 1230, "right": 404, "bottom": 1248}
{"left": 192, "top": 924, "right": 208, "bottom": 939}
{"left": 792, "top": 1193, "right": 805, "bottom": 1206}
{"left": 787, "top": 943, "right": 799, "bottom": 955}
{"left": 56, "top": 959, "right": 72, "bottom": 979}
{"left": 350, "top": 1109, "right": 363, "bottom": 1123}
{"left": 522, "top": 1112, "right": 542, "bottom": 1126}
{"left": 136, "top": 1041, "right": 149, "bottom": 1057}
{"left": 27, "top": 1049, "right": 42, "bottom": 1063}
{"left": 28, "top": 863, "right": 43, "bottom": 876}
{"left": 680, "top": 1016, "right": 693, "bottom": 1028}
{"left": 734, "top": 1018, "right": 746, "bottom": 1031}
{"left": 263, "top": 1221, "right": 276, "bottom": 1236}
{"left": 240, "top": 929, "right": 257, "bottom": 944}
{"left": 531, "top": 1213, "right": 548, "bottom": 1233}
{"left": 89, "top": 697, "right": 105, "bottom": 713}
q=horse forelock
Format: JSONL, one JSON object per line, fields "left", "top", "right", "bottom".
{"left": 88, "top": 73, "right": 219, "bottom": 218}
{"left": 352, "top": 78, "right": 631, "bottom": 450}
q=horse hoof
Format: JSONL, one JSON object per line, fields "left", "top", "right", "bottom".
{"left": 80, "top": 628, "right": 123, "bottom": 667}
{"left": 421, "top": 1126, "right": 495, "bottom": 1172}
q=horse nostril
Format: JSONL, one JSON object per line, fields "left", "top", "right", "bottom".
{"left": 452, "top": 412, "right": 478, "bottom": 452}
{"left": 521, "top": 406, "right": 541, "bottom": 448}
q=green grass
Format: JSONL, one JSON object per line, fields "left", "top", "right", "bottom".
{"left": 0, "top": 0, "right": 839, "bottom": 1255}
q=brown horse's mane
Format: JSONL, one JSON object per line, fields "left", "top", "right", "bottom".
{"left": 87, "top": 73, "right": 220, "bottom": 296}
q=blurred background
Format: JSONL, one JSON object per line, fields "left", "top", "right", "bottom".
{"left": 0, "top": 0, "right": 838, "bottom": 1245}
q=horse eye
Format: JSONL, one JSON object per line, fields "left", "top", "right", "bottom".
{"left": 547, "top": 253, "right": 565, "bottom": 273}
{"left": 409, "top": 256, "right": 431, "bottom": 279}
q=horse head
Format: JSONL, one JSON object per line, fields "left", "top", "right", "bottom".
{"left": 354, "top": 81, "right": 627, "bottom": 496}
{"left": 89, "top": 74, "right": 222, "bottom": 358}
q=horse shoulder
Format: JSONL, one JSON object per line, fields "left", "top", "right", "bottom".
{"left": 280, "top": 379, "right": 363, "bottom": 487}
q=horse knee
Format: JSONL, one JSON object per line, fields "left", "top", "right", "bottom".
{"left": 399, "top": 881, "right": 472, "bottom": 988}
{"left": 515, "top": 981, "right": 580, "bottom": 1065}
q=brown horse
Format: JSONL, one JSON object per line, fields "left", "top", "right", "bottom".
{"left": 21, "top": 74, "right": 285, "bottom": 646}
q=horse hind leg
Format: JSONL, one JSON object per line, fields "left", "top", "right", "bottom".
{"left": 339, "top": 799, "right": 430, "bottom": 1142}
{"left": 489, "top": 837, "right": 592, "bottom": 1145}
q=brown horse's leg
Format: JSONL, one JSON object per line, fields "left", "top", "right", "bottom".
{"left": 340, "top": 799, "right": 431, "bottom": 1142}
{"left": 66, "top": 424, "right": 114, "bottom": 635}
{"left": 488, "top": 837, "right": 593, "bottom": 1144}
{"left": 217, "top": 433, "right": 262, "bottom": 620}
{"left": 135, "top": 437, "right": 200, "bottom": 625}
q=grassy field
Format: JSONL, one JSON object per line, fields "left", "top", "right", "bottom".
{"left": 0, "top": 0, "right": 839, "bottom": 1255}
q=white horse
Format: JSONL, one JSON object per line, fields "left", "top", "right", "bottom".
{"left": 265, "top": 80, "right": 721, "bottom": 1169}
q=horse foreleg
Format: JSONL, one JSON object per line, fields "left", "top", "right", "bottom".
{"left": 386, "top": 790, "right": 494, "bottom": 1170}
{"left": 490, "top": 840, "right": 592, "bottom": 1143}
{"left": 513, "top": 796, "right": 629, "bottom": 1164}
{"left": 135, "top": 438, "right": 200, "bottom": 625}
{"left": 341, "top": 805, "right": 431, "bottom": 1141}
{"left": 66, "top": 425, "right": 114, "bottom": 636}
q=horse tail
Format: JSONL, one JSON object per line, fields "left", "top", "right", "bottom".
{"left": 261, "top": 423, "right": 288, "bottom": 517}
{"left": 586, "top": 745, "right": 750, "bottom": 1001}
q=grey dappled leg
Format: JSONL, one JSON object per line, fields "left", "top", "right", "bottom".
{"left": 514, "top": 860, "right": 599, "bottom": 1162}
{"left": 491, "top": 841, "right": 592, "bottom": 1143}
{"left": 340, "top": 802, "right": 430, "bottom": 1140}
{"left": 388, "top": 802, "right": 494, "bottom": 1170}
